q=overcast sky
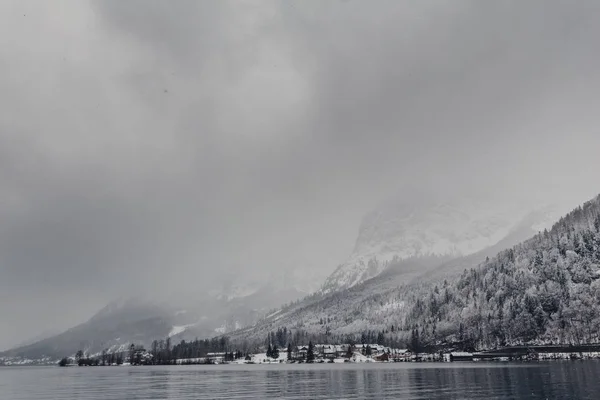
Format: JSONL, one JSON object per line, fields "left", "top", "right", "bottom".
{"left": 1, "top": 0, "right": 600, "bottom": 350}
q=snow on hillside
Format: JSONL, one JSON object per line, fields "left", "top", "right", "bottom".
{"left": 169, "top": 324, "right": 196, "bottom": 338}
{"left": 209, "top": 267, "right": 321, "bottom": 302}
{"left": 209, "top": 282, "right": 262, "bottom": 301}
{"left": 322, "top": 194, "right": 558, "bottom": 294}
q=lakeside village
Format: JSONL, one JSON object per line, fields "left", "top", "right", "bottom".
{"left": 52, "top": 342, "right": 600, "bottom": 367}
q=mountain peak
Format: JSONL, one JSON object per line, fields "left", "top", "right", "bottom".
{"left": 321, "top": 195, "right": 559, "bottom": 294}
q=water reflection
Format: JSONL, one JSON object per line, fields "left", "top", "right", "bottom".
{"left": 1, "top": 362, "right": 599, "bottom": 399}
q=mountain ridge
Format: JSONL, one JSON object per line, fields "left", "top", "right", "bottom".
{"left": 225, "top": 199, "right": 572, "bottom": 345}
{"left": 1, "top": 194, "right": 574, "bottom": 360}
{"left": 403, "top": 193, "right": 600, "bottom": 349}
{"left": 322, "top": 196, "right": 559, "bottom": 294}
{"left": 0, "top": 284, "right": 306, "bottom": 360}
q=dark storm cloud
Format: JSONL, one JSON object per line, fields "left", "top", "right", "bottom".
{"left": 1, "top": 0, "right": 600, "bottom": 349}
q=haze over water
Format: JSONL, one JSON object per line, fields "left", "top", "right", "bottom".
{"left": 1, "top": 362, "right": 598, "bottom": 399}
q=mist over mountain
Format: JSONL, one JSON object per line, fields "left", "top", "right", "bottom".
{"left": 2, "top": 0, "right": 600, "bottom": 363}
{"left": 1, "top": 283, "right": 307, "bottom": 360}
{"left": 0, "top": 190, "right": 572, "bottom": 360}
{"left": 226, "top": 193, "right": 600, "bottom": 350}
{"left": 322, "top": 190, "right": 561, "bottom": 294}
{"left": 405, "top": 193, "right": 600, "bottom": 349}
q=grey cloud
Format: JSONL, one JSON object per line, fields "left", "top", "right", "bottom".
{"left": 1, "top": 0, "right": 600, "bottom": 349}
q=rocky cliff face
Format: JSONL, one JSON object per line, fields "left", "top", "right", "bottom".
{"left": 321, "top": 192, "right": 559, "bottom": 293}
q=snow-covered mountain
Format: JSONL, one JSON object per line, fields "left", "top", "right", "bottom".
{"left": 1, "top": 283, "right": 307, "bottom": 361}
{"left": 226, "top": 201, "right": 569, "bottom": 344}
{"left": 3, "top": 190, "right": 568, "bottom": 361}
{"left": 208, "top": 269, "right": 320, "bottom": 302}
{"left": 321, "top": 192, "right": 560, "bottom": 294}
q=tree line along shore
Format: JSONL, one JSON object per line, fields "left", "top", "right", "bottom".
{"left": 58, "top": 340, "right": 600, "bottom": 367}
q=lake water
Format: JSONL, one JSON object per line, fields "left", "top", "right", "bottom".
{"left": 1, "top": 361, "right": 599, "bottom": 399}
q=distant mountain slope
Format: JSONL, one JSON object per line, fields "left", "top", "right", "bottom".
{"left": 6, "top": 191, "right": 580, "bottom": 360}
{"left": 8, "top": 329, "right": 61, "bottom": 350}
{"left": 404, "top": 193, "right": 600, "bottom": 349}
{"left": 226, "top": 201, "right": 565, "bottom": 345}
{"left": 416, "top": 206, "right": 559, "bottom": 284}
{"left": 0, "top": 298, "right": 174, "bottom": 360}
{"left": 227, "top": 223, "right": 553, "bottom": 344}
{"left": 322, "top": 192, "right": 558, "bottom": 293}
{"left": 227, "top": 257, "right": 440, "bottom": 345}
{"left": 1, "top": 286, "right": 306, "bottom": 360}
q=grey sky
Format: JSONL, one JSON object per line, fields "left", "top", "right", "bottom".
{"left": 1, "top": 0, "right": 600, "bottom": 350}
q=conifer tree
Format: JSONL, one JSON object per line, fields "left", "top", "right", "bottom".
{"left": 307, "top": 341, "right": 315, "bottom": 363}
{"left": 345, "top": 345, "right": 353, "bottom": 359}
{"left": 129, "top": 344, "right": 136, "bottom": 365}
{"left": 75, "top": 350, "right": 84, "bottom": 365}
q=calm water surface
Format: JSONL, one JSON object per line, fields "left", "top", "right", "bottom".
{"left": 1, "top": 361, "right": 598, "bottom": 399}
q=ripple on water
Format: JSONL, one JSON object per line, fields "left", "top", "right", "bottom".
{"left": 1, "top": 362, "right": 599, "bottom": 399}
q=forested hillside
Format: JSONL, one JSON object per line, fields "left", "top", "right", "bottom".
{"left": 21, "top": 195, "right": 598, "bottom": 361}
{"left": 406, "top": 194, "right": 600, "bottom": 350}
{"left": 226, "top": 195, "right": 600, "bottom": 354}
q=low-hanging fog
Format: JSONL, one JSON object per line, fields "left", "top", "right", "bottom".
{"left": 1, "top": 0, "right": 600, "bottom": 350}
